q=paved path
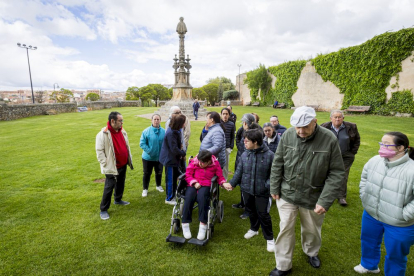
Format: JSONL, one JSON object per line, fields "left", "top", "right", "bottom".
{"left": 136, "top": 113, "right": 207, "bottom": 122}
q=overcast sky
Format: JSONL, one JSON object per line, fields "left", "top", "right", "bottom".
{"left": 0, "top": 0, "right": 413, "bottom": 92}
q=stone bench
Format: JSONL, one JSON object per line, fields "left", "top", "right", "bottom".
{"left": 276, "top": 103, "right": 285, "bottom": 108}
{"left": 346, "top": 105, "right": 371, "bottom": 113}
{"left": 252, "top": 102, "right": 260, "bottom": 107}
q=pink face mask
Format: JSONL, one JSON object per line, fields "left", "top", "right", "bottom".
{"left": 378, "top": 146, "right": 397, "bottom": 158}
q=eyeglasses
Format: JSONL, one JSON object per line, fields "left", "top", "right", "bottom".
{"left": 378, "top": 142, "right": 396, "bottom": 148}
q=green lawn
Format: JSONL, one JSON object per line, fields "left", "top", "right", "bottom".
{"left": 1, "top": 106, "right": 413, "bottom": 275}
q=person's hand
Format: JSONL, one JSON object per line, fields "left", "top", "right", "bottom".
{"left": 222, "top": 183, "right": 233, "bottom": 191}
{"left": 314, "top": 204, "right": 326, "bottom": 215}
{"left": 271, "top": 194, "right": 280, "bottom": 200}
{"left": 194, "top": 183, "right": 201, "bottom": 189}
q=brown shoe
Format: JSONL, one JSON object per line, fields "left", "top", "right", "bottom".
{"left": 339, "top": 198, "right": 348, "bottom": 206}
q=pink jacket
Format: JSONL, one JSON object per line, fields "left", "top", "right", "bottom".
{"left": 185, "top": 155, "right": 226, "bottom": 187}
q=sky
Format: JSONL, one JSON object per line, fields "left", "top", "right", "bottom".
{"left": 0, "top": 0, "right": 413, "bottom": 92}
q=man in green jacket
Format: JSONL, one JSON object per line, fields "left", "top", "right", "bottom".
{"left": 269, "top": 106, "right": 345, "bottom": 276}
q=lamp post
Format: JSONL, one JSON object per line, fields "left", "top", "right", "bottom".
{"left": 17, "top": 43, "right": 37, "bottom": 104}
{"left": 53, "top": 83, "right": 59, "bottom": 103}
{"left": 237, "top": 64, "right": 241, "bottom": 101}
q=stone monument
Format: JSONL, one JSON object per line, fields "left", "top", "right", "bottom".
{"left": 157, "top": 17, "right": 207, "bottom": 120}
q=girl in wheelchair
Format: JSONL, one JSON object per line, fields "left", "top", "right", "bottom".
{"left": 181, "top": 150, "right": 226, "bottom": 240}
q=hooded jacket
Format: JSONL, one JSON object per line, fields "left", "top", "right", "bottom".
{"left": 230, "top": 143, "right": 274, "bottom": 197}
{"left": 140, "top": 125, "right": 165, "bottom": 161}
{"left": 185, "top": 155, "right": 226, "bottom": 187}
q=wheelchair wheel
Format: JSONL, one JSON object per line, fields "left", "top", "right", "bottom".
{"left": 217, "top": 200, "right": 224, "bottom": 223}
{"left": 173, "top": 219, "right": 180, "bottom": 234}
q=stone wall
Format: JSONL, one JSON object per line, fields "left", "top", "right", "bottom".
{"left": 83, "top": 100, "right": 141, "bottom": 110}
{"left": 0, "top": 102, "right": 77, "bottom": 121}
{"left": 235, "top": 73, "right": 250, "bottom": 105}
{"left": 385, "top": 51, "right": 414, "bottom": 101}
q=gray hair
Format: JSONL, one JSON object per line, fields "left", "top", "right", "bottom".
{"left": 241, "top": 113, "right": 256, "bottom": 126}
{"left": 169, "top": 106, "right": 180, "bottom": 116}
{"left": 330, "top": 110, "right": 344, "bottom": 118}
{"left": 263, "top": 122, "right": 273, "bottom": 128}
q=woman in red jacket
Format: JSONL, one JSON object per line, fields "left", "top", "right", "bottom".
{"left": 182, "top": 150, "right": 226, "bottom": 240}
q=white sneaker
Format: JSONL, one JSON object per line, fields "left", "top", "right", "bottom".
{"left": 197, "top": 224, "right": 207, "bottom": 240}
{"left": 165, "top": 199, "right": 176, "bottom": 205}
{"left": 267, "top": 239, "right": 275, "bottom": 252}
{"left": 142, "top": 189, "right": 148, "bottom": 197}
{"left": 156, "top": 186, "right": 164, "bottom": 192}
{"left": 354, "top": 264, "right": 380, "bottom": 274}
{"left": 182, "top": 223, "right": 192, "bottom": 239}
{"left": 244, "top": 229, "right": 259, "bottom": 239}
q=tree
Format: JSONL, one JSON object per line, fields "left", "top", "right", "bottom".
{"left": 244, "top": 64, "right": 272, "bottom": 101}
{"left": 86, "top": 93, "right": 99, "bottom": 101}
{"left": 202, "top": 83, "right": 219, "bottom": 105}
{"left": 217, "top": 82, "right": 224, "bottom": 102}
{"left": 35, "top": 90, "right": 46, "bottom": 103}
{"left": 126, "top": 86, "right": 152, "bottom": 106}
{"left": 207, "top": 76, "right": 235, "bottom": 92}
{"left": 192, "top": 87, "right": 207, "bottom": 100}
{"left": 147, "top": 84, "right": 171, "bottom": 106}
{"left": 50, "top": 88, "right": 73, "bottom": 103}
{"left": 223, "top": 90, "right": 239, "bottom": 100}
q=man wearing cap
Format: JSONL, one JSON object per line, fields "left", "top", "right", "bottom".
{"left": 269, "top": 106, "right": 345, "bottom": 276}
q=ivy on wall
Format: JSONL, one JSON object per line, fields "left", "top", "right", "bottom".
{"left": 386, "top": 90, "right": 414, "bottom": 114}
{"left": 244, "top": 64, "right": 272, "bottom": 102}
{"left": 312, "top": 28, "right": 414, "bottom": 112}
{"left": 267, "top": 60, "right": 307, "bottom": 107}
{"left": 246, "top": 28, "right": 414, "bottom": 114}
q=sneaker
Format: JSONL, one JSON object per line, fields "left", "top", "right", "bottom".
{"left": 114, "top": 200, "right": 130, "bottom": 205}
{"left": 182, "top": 223, "right": 192, "bottom": 239}
{"left": 232, "top": 203, "right": 244, "bottom": 209}
{"left": 142, "top": 189, "right": 148, "bottom": 197}
{"left": 197, "top": 224, "right": 207, "bottom": 240}
{"left": 156, "top": 186, "right": 164, "bottom": 192}
{"left": 165, "top": 199, "right": 176, "bottom": 205}
{"left": 267, "top": 239, "right": 275, "bottom": 252}
{"left": 244, "top": 229, "right": 259, "bottom": 239}
{"left": 240, "top": 212, "right": 249, "bottom": 219}
{"left": 354, "top": 264, "right": 380, "bottom": 274}
{"left": 100, "top": 211, "right": 109, "bottom": 220}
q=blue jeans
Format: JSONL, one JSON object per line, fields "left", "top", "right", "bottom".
{"left": 360, "top": 210, "right": 414, "bottom": 276}
{"left": 193, "top": 110, "right": 198, "bottom": 120}
{"left": 164, "top": 166, "right": 179, "bottom": 201}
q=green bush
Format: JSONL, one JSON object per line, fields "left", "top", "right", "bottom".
{"left": 245, "top": 64, "right": 272, "bottom": 102}
{"left": 387, "top": 90, "right": 414, "bottom": 114}
{"left": 223, "top": 90, "right": 239, "bottom": 100}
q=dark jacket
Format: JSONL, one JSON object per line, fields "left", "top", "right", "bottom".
{"left": 229, "top": 112, "right": 237, "bottom": 124}
{"left": 159, "top": 128, "right": 186, "bottom": 167}
{"left": 230, "top": 143, "right": 274, "bottom": 197}
{"left": 264, "top": 132, "right": 281, "bottom": 153}
{"left": 193, "top": 102, "right": 200, "bottom": 111}
{"left": 221, "top": 120, "right": 235, "bottom": 149}
{"left": 270, "top": 125, "right": 345, "bottom": 211}
{"left": 320, "top": 121, "right": 360, "bottom": 155}
{"left": 235, "top": 126, "right": 245, "bottom": 167}
{"left": 274, "top": 124, "right": 287, "bottom": 135}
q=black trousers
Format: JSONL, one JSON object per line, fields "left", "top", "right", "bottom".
{"left": 142, "top": 159, "right": 163, "bottom": 190}
{"left": 100, "top": 165, "right": 127, "bottom": 212}
{"left": 340, "top": 152, "right": 356, "bottom": 199}
{"left": 182, "top": 186, "right": 210, "bottom": 224}
{"left": 242, "top": 191, "right": 274, "bottom": 240}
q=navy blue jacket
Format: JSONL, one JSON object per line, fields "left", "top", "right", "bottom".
{"left": 159, "top": 128, "right": 186, "bottom": 167}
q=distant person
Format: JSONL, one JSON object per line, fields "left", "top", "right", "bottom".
{"left": 354, "top": 132, "right": 414, "bottom": 275}
{"left": 165, "top": 106, "right": 191, "bottom": 152}
{"left": 199, "top": 112, "right": 226, "bottom": 168}
{"left": 273, "top": 100, "right": 279, "bottom": 108}
{"left": 182, "top": 150, "right": 226, "bottom": 240}
{"left": 270, "top": 115, "right": 287, "bottom": 136}
{"left": 263, "top": 122, "right": 281, "bottom": 153}
{"left": 269, "top": 106, "right": 344, "bottom": 276}
{"left": 159, "top": 114, "right": 187, "bottom": 205}
{"left": 227, "top": 105, "right": 237, "bottom": 125}
{"left": 224, "top": 128, "right": 275, "bottom": 253}
{"left": 321, "top": 110, "right": 360, "bottom": 206}
{"left": 139, "top": 114, "right": 165, "bottom": 197}
{"left": 96, "top": 111, "right": 134, "bottom": 220}
{"left": 192, "top": 99, "right": 200, "bottom": 120}
{"left": 220, "top": 108, "right": 235, "bottom": 180}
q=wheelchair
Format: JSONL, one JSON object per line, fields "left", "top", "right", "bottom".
{"left": 166, "top": 163, "right": 224, "bottom": 246}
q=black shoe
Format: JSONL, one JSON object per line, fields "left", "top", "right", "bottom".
{"left": 114, "top": 200, "right": 130, "bottom": 205}
{"left": 308, "top": 255, "right": 321, "bottom": 268}
{"left": 240, "top": 212, "right": 249, "bottom": 219}
{"left": 338, "top": 198, "right": 348, "bottom": 206}
{"left": 269, "top": 268, "right": 291, "bottom": 276}
{"left": 232, "top": 203, "right": 244, "bottom": 209}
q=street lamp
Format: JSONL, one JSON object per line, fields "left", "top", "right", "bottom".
{"left": 17, "top": 43, "right": 37, "bottom": 104}
{"left": 237, "top": 64, "right": 242, "bottom": 101}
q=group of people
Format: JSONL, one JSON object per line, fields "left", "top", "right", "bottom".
{"left": 95, "top": 105, "right": 414, "bottom": 276}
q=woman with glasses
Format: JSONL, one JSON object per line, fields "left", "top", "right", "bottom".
{"left": 263, "top": 122, "right": 281, "bottom": 153}
{"left": 354, "top": 132, "right": 414, "bottom": 275}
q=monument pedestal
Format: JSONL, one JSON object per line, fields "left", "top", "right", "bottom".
{"left": 157, "top": 100, "right": 207, "bottom": 121}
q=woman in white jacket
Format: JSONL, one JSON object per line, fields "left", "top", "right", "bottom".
{"left": 355, "top": 132, "right": 414, "bottom": 275}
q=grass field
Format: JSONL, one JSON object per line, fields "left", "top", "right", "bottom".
{"left": 1, "top": 106, "right": 414, "bottom": 275}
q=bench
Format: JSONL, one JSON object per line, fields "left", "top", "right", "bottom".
{"left": 214, "top": 102, "right": 220, "bottom": 106}
{"left": 276, "top": 103, "right": 285, "bottom": 108}
{"left": 346, "top": 105, "right": 371, "bottom": 113}
{"left": 252, "top": 102, "right": 260, "bottom": 107}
